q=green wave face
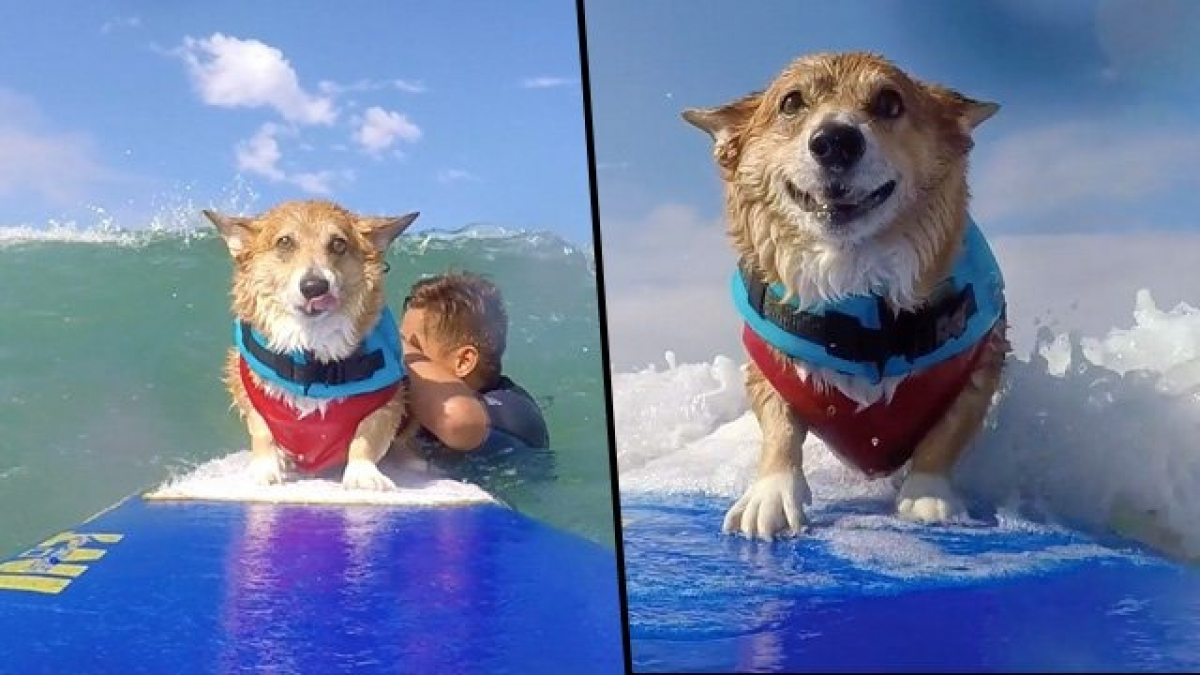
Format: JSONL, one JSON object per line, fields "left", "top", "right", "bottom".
{"left": 0, "top": 229, "right": 614, "bottom": 553}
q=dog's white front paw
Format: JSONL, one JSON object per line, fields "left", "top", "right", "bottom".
{"left": 897, "top": 472, "right": 965, "bottom": 523}
{"left": 723, "top": 471, "right": 811, "bottom": 540}
{"left": 342, "top": 459, "right": 396, "bottom": 491}
{"left": 247, "top": 453, "right": 285, "bottom": 486}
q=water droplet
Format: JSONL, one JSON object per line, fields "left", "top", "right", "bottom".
{"left": 826, "top": 405, "right": 837, "bottom": 417}
{"left": 871, "top": 437, "right": 880, "bottom": 447}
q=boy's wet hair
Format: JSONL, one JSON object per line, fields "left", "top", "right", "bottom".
{"left": 404, "top": 271, "right": 508, "bottom": 387}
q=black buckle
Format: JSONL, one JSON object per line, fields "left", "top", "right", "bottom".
{"left": 321, "top": 360, "right": 346, "bottom": 386}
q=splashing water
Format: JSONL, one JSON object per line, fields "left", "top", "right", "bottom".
{"left": 615, "top": 290, "right": 1200, "bottom": 560}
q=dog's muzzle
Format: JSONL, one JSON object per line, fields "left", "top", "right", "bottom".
{"left": 297, "top": 273, "right": 339, "bottom": 316}
{"left": 786, "top": 179, "right": 896, "bottom": 227}
{"left": 809, "top": 123, "right": 865, "bottom": 174}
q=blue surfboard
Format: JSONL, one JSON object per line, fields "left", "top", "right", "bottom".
{"left": 623, "top": 493, "right": 1200, "bottom": 673}
{"left": 0, "top": 496, "right": 625, "bottom": 674}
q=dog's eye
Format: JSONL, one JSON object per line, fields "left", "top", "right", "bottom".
{"left": 328, "top": 236, "right": 348, "bottom": 255}
{"left": 779, "top": 91, "right": 804, "bottom": 116}
{"left": 871, "top": 88, "right": 905, "bottom": 119}
{"left": 275, "top": 235, "right": 294, "bottom": 251}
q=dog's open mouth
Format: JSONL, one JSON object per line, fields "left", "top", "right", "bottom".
{"left": 299, "top": 294, "right": 340, "bottom": 317}
{"left": 787, "top": 180, "right": 896, "bottom": 225}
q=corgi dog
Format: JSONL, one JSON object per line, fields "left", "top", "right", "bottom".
{"left": 683, "top": 52, "right": 1010, "bottom": 539}
{"left": 205, "top": 200, "right": 417, "bottom": 491}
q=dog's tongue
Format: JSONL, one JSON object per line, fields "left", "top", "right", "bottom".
{"left": 305, "top": 294, "right": 339, "bottom": 314}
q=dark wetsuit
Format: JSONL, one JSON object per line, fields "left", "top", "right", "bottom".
{"left": 477, "top": 376, "right": 549, "bottom": 450}
{"left": 416, "top": 376, "right": 553, "bottom": 485}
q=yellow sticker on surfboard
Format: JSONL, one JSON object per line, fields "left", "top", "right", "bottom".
{"left": 0, "top": 531, "right": 124, "bottom": 594}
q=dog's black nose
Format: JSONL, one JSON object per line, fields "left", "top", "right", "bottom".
{"left": 809, "top": 123, "right": 865, "bottom": 172}
{"left": 299, "top": 276, "right": 330, "bottom": 299}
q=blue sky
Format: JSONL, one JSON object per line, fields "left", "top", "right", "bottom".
{"left": 0, "top": 1, "right": 594, "bottom": 244}
{"left": 585, "top": 0, "right": 1200, "bottom": 368}
{"left": 588, "top": 0, "right": 1200, "bottom": 232}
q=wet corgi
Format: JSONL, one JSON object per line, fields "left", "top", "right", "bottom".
{"left": 684, "top": 52, "right": 1009, "bottom": 539}
{"left": 205, "top": 200, "right": 417, "bottom": 490}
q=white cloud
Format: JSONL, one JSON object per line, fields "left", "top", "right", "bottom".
{"left": 602, "top": 203, "right": 733, "bottom": 291}
{"left": 437, "top": 168, "right": 478, "bottom": 184}
{"left": 354, "top": 106, "right": 421, "bottom": 156}
{"left": 100, "top": 15, "right": 140, "bottom": 34}
{"left": 601, "top": 202, "right": 1200, "bottom": 372}
{"left": 989, "top": 231, "right": 1200, "bottom": 354}
{"left": 318, "top": 78, "right": 427, "bottom": 96}
{"left": 234, "top": 123, "right": 340, "bottom": 195}
{"left": 520, "top": 76, "right": 577, "bottom": 89}
{"left": 0, "top": 89, "right": 120, "bottom": 206}
{"left": 318, "top": 80, "right": 349, "bottom": 96}
{"left": 973, "top": 119, "right": 1200, "bottom": 223}
{"left": 392, "top": 79, "right": 427, "bottom": 94}
{"left": 173, "top": 34, "right": 429, "bottom": 180}
{"left": 600, "top": 204, "right": 742, "bottom": 370}
{"left": 289, "top": 171, "right": 335, "bottom": 195}
{"left": 235, "top": 123, "right": 285, "bottom": 181}
{"left": 177, "top": 33, "right": 336, "bottom": 126}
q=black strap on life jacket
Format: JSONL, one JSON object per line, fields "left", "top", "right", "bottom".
{"left": 740, "top": 265, "right": 978, "bottom": 371}
{"left": 239, "top": 322, "right": 386, "bottom": 391}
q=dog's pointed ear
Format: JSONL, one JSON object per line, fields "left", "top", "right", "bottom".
{"left": 359, "top": 211, "right": 418, "bottom": 251}
{"left": 203, "top": 210, "right": 258, "bottom": 256}
{"left": 923, "top": 83, "right": 999, "bottom": 131}
{"left": 682, "top": 91, "right": 762, "bottom": 170}
{"left": 960, "top": 98, "right": 999, "bottom": 130}
{"left": 682, "top": 92, "right": 761, "bottom": 142}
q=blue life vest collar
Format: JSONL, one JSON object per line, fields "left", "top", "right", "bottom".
{"left": 235, "top": 305, "right": 405, "bottom": 399}
{"left": 733, "top": 219, "right": 1005, "bottom": 384}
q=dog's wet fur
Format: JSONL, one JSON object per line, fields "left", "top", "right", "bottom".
{"left": 205, "top": 200, "right": 417, "bottom": 490}
{"left": 684, "top": 52, "right": 1009, "bottom": 539}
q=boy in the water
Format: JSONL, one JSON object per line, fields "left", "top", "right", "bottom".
{"left": 398, "top": 272, "right": 550, "bottom": 471}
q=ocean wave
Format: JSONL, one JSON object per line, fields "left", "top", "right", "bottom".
{"left": 403, "top": 224, "right": 595, "bottom": 262}
{"left": 0, "top": 221, "right": 591, "bottom": 259}
{"left": 0, "top": 224, "right": 153, "bottom": 246}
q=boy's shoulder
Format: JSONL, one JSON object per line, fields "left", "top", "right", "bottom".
{"left": 480, "top": 376, "right": 549, "bottom": 449}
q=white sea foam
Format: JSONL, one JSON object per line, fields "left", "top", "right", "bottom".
{"left": 0, "top": 173, "right": 585, "bottom": 250}
{"left": 616, "top": 291, "right": 1200, "bottom": 560}
{"left": 0, "top": 221, "right": 586, "bottom": 258}
{"left": 0, "top": 223, "right": 145, "bottom": 247}
{"left": 146, "top": 451, "right": 496, "bottom": 506}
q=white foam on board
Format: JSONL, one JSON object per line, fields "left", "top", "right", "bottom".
{"left": 812, "top": 517, "right": 1127, "bottom": 583}
{"left": 146, "top": 451, "right": 497, "bottom": 507}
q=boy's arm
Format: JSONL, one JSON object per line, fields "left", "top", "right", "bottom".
{"left": 403, "top": 351, "right": 490, "bottom": 452}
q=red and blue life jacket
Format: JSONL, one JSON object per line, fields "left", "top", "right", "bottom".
{"left": 234, "top": 306, "right": 405, "bottom": 474}
{"left": 733, "top": 220, "right": 1005, "bottom": 476}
